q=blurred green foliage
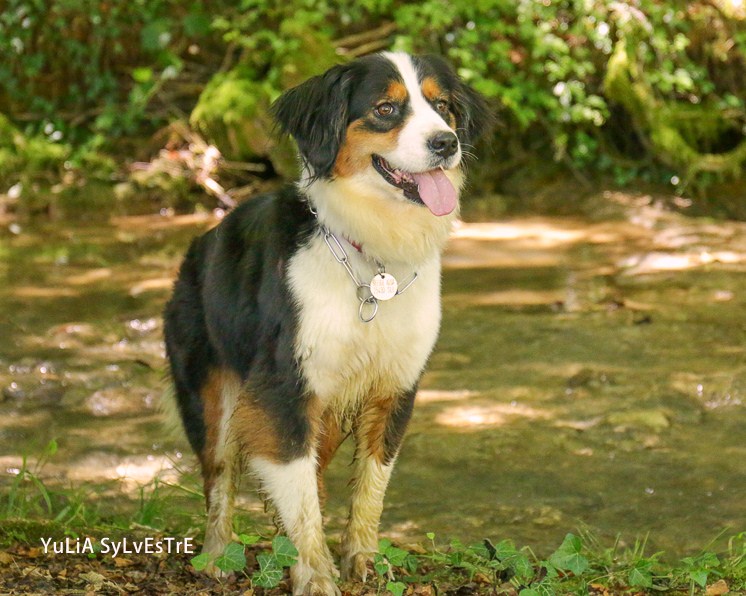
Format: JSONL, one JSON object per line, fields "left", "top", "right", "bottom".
{"left": 1, "top": 0, "right": 745, "bottom": 204}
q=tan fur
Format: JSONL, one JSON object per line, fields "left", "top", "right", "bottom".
{"left": 306, "top": 172, "right": 461, "bottom": 265}
{"left": 200, "top": 368, "right": 225, "bottom": 473}
{"left": 357, "top": 393, "right": 397, "bottom": 463}
{"left": 385, "top": 81, "right": 408, "bottom": 102}
{"left": 231, "top": 391, "right": 283, "bottom": 463}
{"left": 421, "top": 76, "right": 442, "bottom": 100}
{"left": 316, "top": 410, "right": 346, "bottom": 506}
{"left": 333, "top": 122, "right": 400, "bottom": 178}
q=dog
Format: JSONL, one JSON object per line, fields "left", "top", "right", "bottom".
{"left": 163, "top": 51, "right": 490, "bottom": 595}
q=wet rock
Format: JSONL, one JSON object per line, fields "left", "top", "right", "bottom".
{"left": 567, "top": 369, "right": 613, "bottom": 390}
{"left": 124, "top": 317, "right": 161, "bottom": 338}
{"left": 1, "top": 382, "right": 22, "bottom": 400}
{"left": 3, "top": 379, "right": 65, "bottom": 405}
{"left": 84, "top": 386, "right": 156, "bottom": 417}
{"left": 29, "top": 381, "right": 66, "bottom": 405}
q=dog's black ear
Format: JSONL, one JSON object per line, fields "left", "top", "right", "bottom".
{"left": 271, "top": 63, "right": 355, "bottom": 179}
{"left": 452, "top": 80, "right": 494, "bottom": 146}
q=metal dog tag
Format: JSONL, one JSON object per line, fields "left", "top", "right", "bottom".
{"left": 369, "top": 273, "right": 398, "bottom": 300}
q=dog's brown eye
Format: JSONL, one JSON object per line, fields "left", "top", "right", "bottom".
{"left": 375, "top": 102, "right": 396, "bottom": 117}
{"left": 435, "top": 99, "right": 449, "bottom": 113}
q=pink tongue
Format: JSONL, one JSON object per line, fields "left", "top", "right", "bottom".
{"left": 411, "top": 169, "right": 457, "bottom": 216}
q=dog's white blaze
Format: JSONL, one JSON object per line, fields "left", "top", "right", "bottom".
{"left": 382, "top": 51, "right": 461, "bottom": 172}
{"left": 251, "top": 455, "right": 338, "bottom": 595}
{"left": 287, "top": 233, "right": 442, "bottom": 410}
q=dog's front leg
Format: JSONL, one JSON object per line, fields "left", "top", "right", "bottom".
{"left": 251, "top": 454, "right": 340, "bottom": 596}
{"left": 341, "top": 387, "right": 417, "bottom": 582}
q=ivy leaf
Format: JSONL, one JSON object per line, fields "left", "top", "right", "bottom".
{"left": 239, "top": 534, "right": 261, "bottom": 545}
{"left": 386, "top": 580, "right": 407, "bottom": 596}
{"left": 272, "top": 535, "right": 298, "bottom": 567}
{"left": 512, "top": 553, "right": 535, "bottom": 583}
{"left": 190, "top": 552, "right": 211, "bottom": 571}
{"left": 548, "top": 533, "right": 589, "bottom": 576}
{"left": 383, "top": 545, "right": 410, "bottom": 567}
{"left": 214, "top": 542, "right": 246, "bottom": 573}
{"left": 252, "top": 553, "right": 283, "bottom": 588}
{"left": 373, "top": 553, "right": 390, "bottom": 577}
{"left": 689, "top": 569, "right": 709, "bottom": 588}
{"left": 628, "top": 564, "right": 653, "bottom": 588}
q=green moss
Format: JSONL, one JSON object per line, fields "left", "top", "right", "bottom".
{"left": 189, "top": 27, "right": 340, "bottom": 179}
{"left": 604, "top": 39, "right": 746, "bottom": 183}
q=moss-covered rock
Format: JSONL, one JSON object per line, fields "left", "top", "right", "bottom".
{"left": 189, "top": 28, "right": 341, "bottom": 180}
{"left": 604, "top": 40, "right": 746, "bottom": 183}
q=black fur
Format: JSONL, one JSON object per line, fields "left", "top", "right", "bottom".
{"left": 271, "top": 63, "right": 357, "bottom": 179}
{"left": 164, "top": 187, "right": 317, "bottom": 460}
{"left": 164, "top": 50, "right": 490, "bottom": 477}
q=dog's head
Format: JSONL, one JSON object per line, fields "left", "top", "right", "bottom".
{"left": 272, "top": 52, "right": 491, "bottom": 218}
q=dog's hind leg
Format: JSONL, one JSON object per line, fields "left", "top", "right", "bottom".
{"left": 199, "top": 369, "right": 241, "bottom": 573}
{"left": 251, "top": 454, "right": 340, "bottom": 596}
{"left": 340, "top": 387, "right": 417, "bottom": 582}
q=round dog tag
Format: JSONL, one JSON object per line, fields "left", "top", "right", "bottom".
{"left": 369, "top": 273, "right": 398, "bottom": 300}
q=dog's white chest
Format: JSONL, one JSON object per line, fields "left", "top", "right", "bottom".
{"left": 287, "top": 234, "right": 442, "bottom": 407}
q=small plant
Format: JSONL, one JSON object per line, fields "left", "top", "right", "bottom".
{"left": 190, "top": 533, "right": 298, "bottom": 589}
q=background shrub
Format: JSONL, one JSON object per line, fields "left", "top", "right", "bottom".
{"left": 1, "top": 0, "right": 745, "bottom": 210}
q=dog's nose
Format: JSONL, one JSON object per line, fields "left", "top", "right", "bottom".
{"left": 427, "top": 131, "right": 459, "bottom": 159}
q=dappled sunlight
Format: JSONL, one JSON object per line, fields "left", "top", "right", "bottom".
{"left": 111, "top": 211, "right": 218, "bottom": 233}
{"left": 54, "top": 453, "right": 179, "bottom": 486}
{"left": 445, "top": 219, "right": 649, "bottom": 270}
{"left": 64, "top": 268, "right": 113, "bottom": 285}
{"left": 444, "top": 288, "right": 564, "bottom": 307}
{"left": 452, "top": 220, "right": 589, "bottom": 244}
{"left": 434, "top": 402, "right": 551, "bottom": 430}
{"left": 416, "top": 389, "right": 477, "bottom": 403}
{"left": 620, "top": 250, "right": 746, "bottom": 275}
{"left": 10, "top": 286, "right": 80, "bottom": 299}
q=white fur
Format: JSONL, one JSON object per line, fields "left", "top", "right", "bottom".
{"left": 251, "top": 455, "right": 339, "bottom": 595}
{"left": 382, "top": 51, "right": 462, "bottom": 172}
{"left": 287, "top": 233, "right": 443, "bottom": 411}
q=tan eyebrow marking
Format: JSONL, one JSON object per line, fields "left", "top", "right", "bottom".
{"left": 421, "top": 76, "right": 444, "bottom": 101}
{"left": 384, "top": 81, "right": 408, "bottom": 102}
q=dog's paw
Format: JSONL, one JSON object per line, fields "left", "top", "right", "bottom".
{"left": 201, "top": 561, "right": 233, "bottom": 580}
{"left": 340, "top": 551, "right": 378, "bottom": 583}
{"left": 295, "top": 575, "right": 341, "bottom": 596}
{"left": 291, "top": 558, "right": 341, "bottom": 596}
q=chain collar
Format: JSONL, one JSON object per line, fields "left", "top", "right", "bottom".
{"left": 308, "top": 206, "right": 417, "bottom": 322}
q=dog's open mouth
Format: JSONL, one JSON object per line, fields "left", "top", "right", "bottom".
{"left": 372, "top": 155, "right": 457, "bottom": 216}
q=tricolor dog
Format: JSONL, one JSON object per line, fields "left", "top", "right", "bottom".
{"left": 164, "top": 52, "right": 490, "bottom": 595}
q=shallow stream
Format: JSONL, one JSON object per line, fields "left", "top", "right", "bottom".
{"left": 1, "top": 193, "right": 744, "bottom": 557}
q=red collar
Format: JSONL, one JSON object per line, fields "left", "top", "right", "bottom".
{"left": 345, "top": 236, "right": 363, "bottom": 253}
